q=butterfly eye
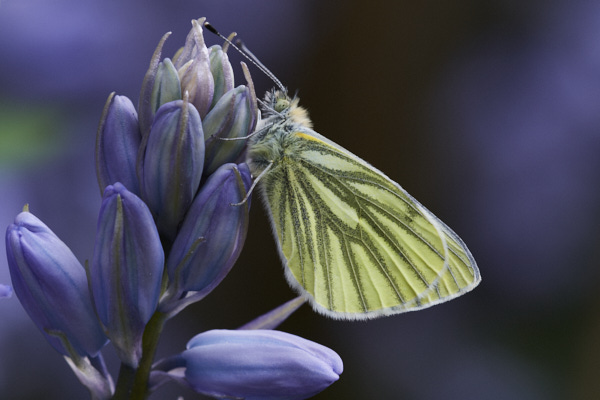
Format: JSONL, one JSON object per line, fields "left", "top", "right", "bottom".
{"left": 274, "top": 98, "right": 290, "bottom": 112}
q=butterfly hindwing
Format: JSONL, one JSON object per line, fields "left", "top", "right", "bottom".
{"left": 258, "top": 127, "right": 480, "bottom": 319}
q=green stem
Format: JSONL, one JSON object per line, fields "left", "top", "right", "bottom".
{"left": 112, "top": 364, "right": 136, "bottom": 399}
{"left": 131, "top": 311, "right": 168, "bottom": 400}
{"left": 112, "top": 311, "right": 168, "bottom": 400}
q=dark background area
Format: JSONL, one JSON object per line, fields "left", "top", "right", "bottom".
{"left": 1, "top": 1, "right": 600, "bottom": 399}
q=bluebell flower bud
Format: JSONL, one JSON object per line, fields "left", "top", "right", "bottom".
{"left": 208, "top": 45, "right": 234, "bottom": 108}
{"left": 202, "top": 85, "right": 257, "bottom": 176}
{"left": 139, "top": 31, "right": 172, "bottom": 137}
{"left": 0, "top": 284, "right": 11, "bottom": 299}
{"left": 151, "top": 58, "right": 182, "bottom": 113}
{"left": 6, "top": 211, "right": 107, "bottom": 357}
{"left": 95, "top": 93, "right": 141, "bottom": 195}
{"left": 182, "top": 329, "right": 343, "bottom": 400}
{"left": 91, "top": 183, "right": 164, "bottom": 367}
{"left": 165, "top": 163, "right": 251, "bottom": 299}
{"left": 175, "top": 18, "right": 214, "bottom": 118}
{"left": 138, "top": 97, "right": 205, "bottom": 241}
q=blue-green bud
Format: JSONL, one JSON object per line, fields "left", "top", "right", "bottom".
{"left": 165, "top": 163, "right": 251, "bottom": 300}
{"left": 139, "top": 31, "right": 172, "bottom": 137}
{"left": 95, "top": 93, "right": 141, "bottom": 195}
{"left": 208, "top": 45, "right": 234, "bottom": 108}
{"left": 6, "top": 210, "right": 107, "bottom": 357}
{"left": 138, "top": 97, "right": 205, "bottom": 241}
{"left": 202, "top": 85, "right": 257, "bottom": 176}
{"left": 91, "top": 183, "right": 164, "bottom": 367}
{"left": 151, "top": 58, "right": 182, "bottom": 114}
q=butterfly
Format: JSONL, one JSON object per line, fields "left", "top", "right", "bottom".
{"left": 245, "top": 89, "right": 481, "bottom": 320}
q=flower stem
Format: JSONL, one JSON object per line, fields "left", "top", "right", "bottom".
{"left": 112, "top": 364, "right": 135, "bottom": 399}
{"left": 131, "top": 311, "right": 168, "bottom": 399}
{"left": 112, "top": 311, "right": 168, "bottom": 400}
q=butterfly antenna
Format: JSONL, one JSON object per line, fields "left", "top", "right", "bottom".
{"left": 204, "top": 21, "right": 287, "bottom": 93}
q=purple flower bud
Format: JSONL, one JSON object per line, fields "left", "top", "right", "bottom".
{"left": 175, "top": 18, "right": 214, "bottom": 118}
{"left": 138, "top": 98, "right": 205, "bottom": 241}
{"left": 165, "top": 163, "right": 251, "bottom": 298}
{"left": 91, "top": 183, "right": 164, "bottom": 367}
{"left": 202, "top": 85, "right": 257, "bottom": 176}
{"left": 208, "top": 45, "right": 234, "bottom": 108}
{"left": 95, "top": 93, "right": 141, "bottom": 195}
{"left": 182, "top": 329, "right": 343, "bottom": 400}
{"left": 6, "top": 211, "right": 107, "bottom": 357}
{"left": 0, "top": 284, "right": 12, "bottom": 299}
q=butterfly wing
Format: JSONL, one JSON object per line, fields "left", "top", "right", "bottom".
{"left": 258, "top": 128, "right": 480, "bottom": 319}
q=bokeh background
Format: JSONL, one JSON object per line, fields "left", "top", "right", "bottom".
{"left": 2, "top": 0, "right": 600, "bottom": 399}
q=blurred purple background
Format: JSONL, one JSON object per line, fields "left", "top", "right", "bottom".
{"left": 2, "top": 0, "right": 600, "bottom": 399}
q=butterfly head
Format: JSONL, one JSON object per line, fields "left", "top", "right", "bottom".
{"left": 262, "top": 89, "right": 313, "bottom": 129}
{"left": 273, "top": 92, "right": 291, "bottom": 113}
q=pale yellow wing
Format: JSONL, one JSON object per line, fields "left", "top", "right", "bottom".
{"left": 259, "top": 130, "right": 480, "bottom": 319}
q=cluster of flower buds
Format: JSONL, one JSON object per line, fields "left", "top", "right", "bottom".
{"left": 5, "top": 18, "right": 342, "bottom": 400}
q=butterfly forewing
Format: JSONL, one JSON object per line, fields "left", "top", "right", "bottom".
{"left": 258, "top": 127, "right": 479, "bottom": 319}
